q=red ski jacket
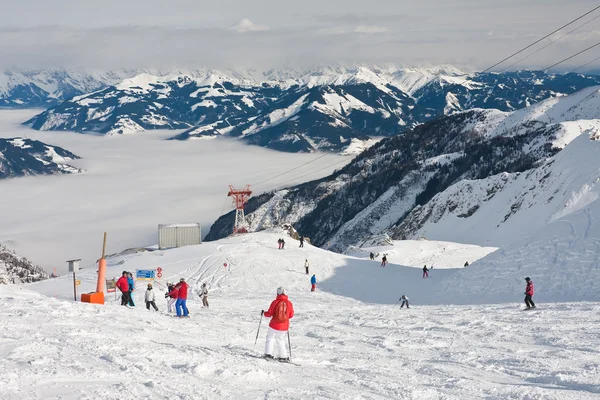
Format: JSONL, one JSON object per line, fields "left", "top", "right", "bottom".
{"left": 176, "top": 282, "right": 189, "bottom": 300}
{"left": 264, "top": 294, "right": 294, "bottom": 331}
{"left": 116, "top": 276, "right": 129, "bottom": 293}
{"left": 526, "top": 281, "right": 534, "bottom": 296}
{"left": 168, "top": 287, "right": 179, "bottom": 299}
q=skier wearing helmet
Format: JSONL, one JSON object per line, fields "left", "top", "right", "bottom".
{"left": 262, "top": 287, "right": 294, "bottom": 361}
{"left": 174, "top": 278, "right": 189, "bottom": 317}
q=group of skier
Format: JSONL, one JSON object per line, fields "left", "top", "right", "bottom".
{"left": 277, "top": 238, "right": 286, "bottom": 249}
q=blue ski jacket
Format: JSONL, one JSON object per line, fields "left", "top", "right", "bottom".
{"left": 127, "top": 276, "right": 135, "bottom": 291}
{"left": 311, "top": 276, "right": 316, "bottom": 285}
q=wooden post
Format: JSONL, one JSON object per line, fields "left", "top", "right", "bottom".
{"left": 73, "top": 271, "right": 77, "bottom": 301}
{"left": 101, "top": 232, "right": 107, "bottom": 259}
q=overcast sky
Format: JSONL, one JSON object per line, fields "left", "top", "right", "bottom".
{"left": 1, "top": 0, "right": 600, "bottom": 72}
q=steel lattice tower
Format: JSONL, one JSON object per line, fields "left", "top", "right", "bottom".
{"left": 227, "top": 185, "right": 252, "bottom": 234}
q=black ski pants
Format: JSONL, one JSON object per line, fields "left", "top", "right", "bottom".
{"left": 121, "top": 291, "right": 131, "bottom": 306}
{"left": 525, "top": 295, "right": 535, "bottom": 308}
{"left": 401, "top": 300, "right": 409, "bottom": 308}
{"left": 146, "top": 301, "right": 158, "bottom": 311}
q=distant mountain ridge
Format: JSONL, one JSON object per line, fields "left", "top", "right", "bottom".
{"left": 0, "top": 244, "right": 49, "bottom": 284}
{"left": 0, "top": 138, "right": 81, "bottom": 179}
{"left": 22, "top": 66, "right": 600, "bottom": 153}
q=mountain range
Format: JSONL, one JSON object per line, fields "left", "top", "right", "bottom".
{"left": 19, "top": 66, "right": 600, "bottom": 153}
{"left": 0, "top": 244, "right": 49, "bottom": 284}
{"left": 205, "top": 85, "right": 600, "bottom": 254}
{"left": 0, "top": 138, "right": 81, "bottom": 179}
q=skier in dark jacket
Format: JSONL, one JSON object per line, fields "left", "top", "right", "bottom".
{"left": 299, "top": 235, "right": 304, "bottom": 248}
{"left": 370, "top": 252, "right": 375, "bottom": 261}
{"left": 422, "top": 265, "right": 429, "bottom": 278}
{"left": 524, "top": 277, "right": 536, "bottom": 309}
{"left": 381, "top": 255, "right": 388, "bottom": 267}
{"left": 281, "top": 239, "right": 285, "bottom": 249}
{"left": 400, "top": 295, "right": 409, "bottom": 308}
{"left": 278, "top": 239, "right": 282, "bottom": 249}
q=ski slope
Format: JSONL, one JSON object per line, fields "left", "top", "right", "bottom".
{"left": 3, "top": 231, "right": 600, "bottom": 399}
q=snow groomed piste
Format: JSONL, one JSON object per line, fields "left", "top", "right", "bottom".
{"left": 2, "top": 230, "right": 599, "bottom": 399}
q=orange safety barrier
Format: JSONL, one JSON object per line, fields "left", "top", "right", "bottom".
{"left": 81, "top": 291, "right": 104, "bottom": 304}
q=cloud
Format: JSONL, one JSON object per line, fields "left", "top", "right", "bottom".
{"left": 354, "top": 26, "right": 389, "bottom": 34}
{"left": 230, "top": 18, "right": 270, "bottom": 33}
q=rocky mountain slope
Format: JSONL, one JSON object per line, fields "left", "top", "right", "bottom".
{"left": 206, "top": 86, "right": 600, "bottom": 252}
{"left": 24, "top": 67, "right": 600, "bottom": 153}
{"left": 0, "top": 138, "right": 81, "bottom": 179}
{"left": 0, "top": 244, "right": 48, "bottom": 284}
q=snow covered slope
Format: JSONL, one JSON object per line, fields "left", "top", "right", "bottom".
{"left": 0, "top": 244, "right": 48, "bottom": 284}
{"left": 4, "top": 230, "right": 600, "bottom": 399}
{"left": 393, "top": 118, "right": 600, "bottom": 247}
{"left": 0, "top": 137, "right": 81, "bottom": 179}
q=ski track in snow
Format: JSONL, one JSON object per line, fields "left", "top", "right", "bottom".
{"left": 1, "top": 231, "right": 599, "bottom": 399}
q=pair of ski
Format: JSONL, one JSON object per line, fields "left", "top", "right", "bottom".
{"left": 247, "top": 353, "right": 300, "bottom": 366}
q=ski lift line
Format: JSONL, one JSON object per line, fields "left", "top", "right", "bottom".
{"left": 544, "top": 41, "right": 600, "bottom": 71}
{"left": 573, "top": 54, "right": 600, "bottom": 72}
{"left": 499, "top": 13, "right": 600, "bottom": 72}
{"left": 482, "top": 4, "right": 600, "bottom": 72}
{"left": 256, "top": 158, "right": 351, "bottom": 193}
{"left": 253, "top": 154, "right": 346, "bottom": 190}
{"left": 251, "top": 153, "right": 331, "bottom": 187}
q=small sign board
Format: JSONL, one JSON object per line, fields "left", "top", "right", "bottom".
{"left": 106, "top": 279, "right": 117, "bottom": 293}
{"left": 136, "top": 269, "right": 156, "bottom": 281}
{"left": 67, "top": 259, "right": 81, "bottom": 273}
{"left": 75, "top": 279, "right": 81, "bottom": 286}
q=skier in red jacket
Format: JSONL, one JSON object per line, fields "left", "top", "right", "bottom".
{"left": 262, "top": 287, "right": 294, "bottom": 361}
{"left": 116, "top": 271, "right": 131, "bottom": 306}
{"left": 174, "top": 278, "right": 190, "bottom": 317}
{"left": 524, "top": 277, "right": 536, "bottom": 309}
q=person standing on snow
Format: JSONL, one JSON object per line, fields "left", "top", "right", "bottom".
{"left": 310, "top": 274, "right": 317, "bottom": 292}
{"left": 524, "top": 277, "right": 536, "bottom": 309}
{"left": 281, "top": 239, "right": 285, "bottom": 249}
{"left": 174, "top": 278, "right": 190, "bottom": 317}
{"left": 145, "top": 283, "right": 159, "bottom": 311}
{"left": 116, "top": 271, "right": 131, "bottom": 306}
{"left": 299, "top": 235, "right": 304, "bottom": 248}
{"left": 381, "top": 255, "right": 388, "bottom": 267}
{"left": 262, "top": 287, "right": 294, "bottom": 361}
{"left": 304, "top": 259, "right": 310, "bottom": 275}
{"left": 370, "top": 252, "right": 375, "bottom": 261}
{"left": 422, "top": 265, "right": 429, "bottom": 278}
{"left": 200, "top": 283, "right": 209, "bottom": 308}
{"left": 127, "top": 272, "right": 136, "bottom": 306}
{"left": 278, "top": 238, "right": 282, "bottom": 249}
{"left": 165, "top": 282, "right": 177, "bottom": 313}
{"left": 400, "top": 295, "right": 410, "bottom": 308}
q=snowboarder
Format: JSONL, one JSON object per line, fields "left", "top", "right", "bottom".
{"left": 524, "top": 277, "right": 536, "bottom": 309}
{"left": 381, "top": 255, "right": 388, "bottom": 267}
{"left": 165, "top": 282, "right": 177, "bottom": 313}
{"left": 422, "top": 265, "right": 429, "bottom": 278}
{"left": 200, "top": 283, "right": 209, "bottom": 308}
{"left": 116, "top": 271, "right": 131, "bottom": 306}
{"left": 278, "top": 238, "right": 282, "bottom": 249}
{"left": 304, "top": 259, "right": 310, "bottom": 275}
{"left": 262, "top": 287, "right": 294, "bottom": 361}
{"left": 311, "top": 274, "right": 317, "bottom": 292}
{"left": 145, "top": 283, "right": 159, "bottom": 311}
{"left": 299, "top": 235, "right": 304, "bottom": 248}
{"left": 369, "top": 252, "right": 375, "bottom": 261}
{"left": 173, "top": 278, "right": 189, "bottom": 317}
{"left": 400, "top": 295, "right": 410, "bottom": 308}
{"left": 127, "top": 272, "right": 136, "bottom": 306}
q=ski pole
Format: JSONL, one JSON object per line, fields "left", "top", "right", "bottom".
{"left": 394, "top": 299, "right": 401, "bottom": 307}
{"left": 254, "top": 312, "right": 264, "bottom": 351}
{"left": 287, "top": 330, "right": 292, "bottom": 361}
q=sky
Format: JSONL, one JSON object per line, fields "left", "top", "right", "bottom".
{"left": 1, "top": 0, "right": 600, "bottom": 73}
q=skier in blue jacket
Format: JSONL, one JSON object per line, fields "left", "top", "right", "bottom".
{"left": 127, "top": 272, "right": 135, "bottom": 306}
{"left": 310, "top": 274, "right": 317, "bottom": 292}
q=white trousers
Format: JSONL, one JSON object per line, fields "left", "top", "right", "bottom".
{"left": 264, "top": 327, "right": 288, "bottom": 358}
{"left": 167, "top": 298, "right": 177, "bottom": 313}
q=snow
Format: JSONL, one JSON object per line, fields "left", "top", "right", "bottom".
{"left": 0, "top": 110, "right": 350, "bottom": 273}
{"left": 339, "top": 137, "right": 381, "bottom": 156}
{"left": 2, "top": 230, "right": 600, "bottom": 398}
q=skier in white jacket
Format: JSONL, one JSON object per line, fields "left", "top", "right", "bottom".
{"left": 145, "top": 283, "right": 159, "bottom": 311}
{"left": 199, "top": 283, "right": 209, "bottom": 308}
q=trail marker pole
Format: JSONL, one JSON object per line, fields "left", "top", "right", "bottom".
{"left": 67, "top": 259, "right": 81, "bottom": 302}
